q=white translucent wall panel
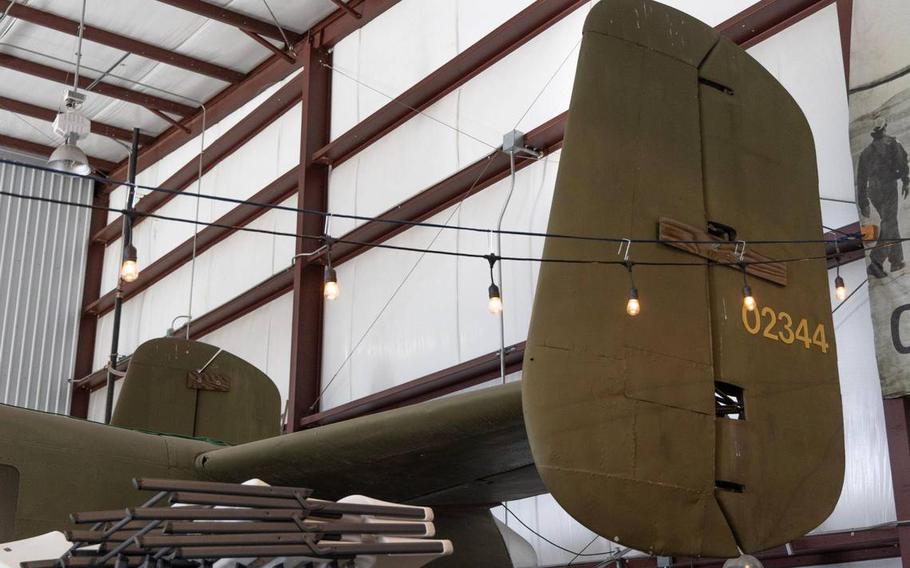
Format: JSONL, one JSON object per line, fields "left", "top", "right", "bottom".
{"left": 492, "top": 495, "right": 626, "bottom": 567}
{"left": 321, "top": 153, "right": 556, "bottom": 409}
{"left": 0, "top": 156, "right": 93, "bottom": 413}
{"left": 822, "top": 199, "right": 860, "bottom": 233}
{"left": 330, "top": 0, "right": 761, "bottom": 140}
{"left": 747, "top": 4, "right": 855, "bottom": 202}
{"left": 101, "top": 104, "right": 302, "bottom": 293}
{"left": 92, "top": 195, "right": 298, "bottom": 371}
{"left": 106, "top": 71, "right": 304, "bottom": 224}
{"left": 86, "top": 379, "right": 123, "bottom": 424}
{"left": 816, "top": 260, "right": 896, "bottom": 531}
{"left": 198, "top": 292, "right": 293, "bottom": 410}
{"left": 805, "top": 560, "right": 900, "bottom": 568}
{"left": 328, "top": 7, "right": 587, "bottom": 237}
{"left": 329, "top": 0, "right": 767, "bottom": 233}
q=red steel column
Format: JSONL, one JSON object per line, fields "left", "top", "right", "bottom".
{"left": 885, "top": 398, "right": 910, "bottom": 567}
{"left": 288, "top": 41, "right": 331, "bottom": 432}
{"left": 70, "top": 186, "right": 109, "bottom": 417}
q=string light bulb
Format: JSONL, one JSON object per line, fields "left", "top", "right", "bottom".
{"left": 488, "top": 283, "right": 503, "bottom": 314}
{"left": 835, "top": 275, "right": 847, "bottom": 301}
{"left": 322, "top": 237, "right": 339, "bottom": 301}
{"left": 626, "top": 286, "right": 641, "bottom": 317}
{"left": 323, "top": 266, "right": 339, "bottom": 301}
{"left": 120, "top": 244, "right": 139, "bottom": 283}
{"left": 833, "top": 239, "right": 847, "bottom": 301}
{"left": 485, "top": 253, "right": 502, "bottom": 315}
{"left": 742, "top": 284, "right": 756, "bottom": 312}
{"left": 620, "top": 240, "right": 640, "bottom": 317}
{"left": 738, "top": 255, "right": 756, "bottom": 312}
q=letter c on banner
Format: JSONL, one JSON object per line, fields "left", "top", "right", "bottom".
{"left": 891, "top": 304, "right": 910, "bottom": 354}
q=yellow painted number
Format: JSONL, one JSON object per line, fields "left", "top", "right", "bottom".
{"left": 761, "top": 307, "right": 779, "bottom": 341}
{"left": 739, "top": 301, "right": 829, "bottom": 354}
{"left": 795, "top": 319, "right": 811, "bottom": 349}
{"left": 812, "top": 323, "right": 829, "bottom": 354}
{"left": 778, "top": 312, "right": 795, "bottom": 344}
{"left": 742, "top": 302, "right": 761, "bottom": 335}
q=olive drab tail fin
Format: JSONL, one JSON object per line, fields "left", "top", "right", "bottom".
{"left": 521, "top": 0, "right": 843, "bottom": 557}
{"left": 111, "top": 338, "right": 281, "bottom": 444}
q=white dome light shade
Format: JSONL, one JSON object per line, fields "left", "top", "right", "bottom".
{"left": 723, "top": 554, "right": 764, "bottom": 568}
{"left": 48, "top": 135, "right": 91, "bottom": 176}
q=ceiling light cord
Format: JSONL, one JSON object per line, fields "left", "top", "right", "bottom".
{"left": 260, "top": 0, "right": 294, "bottom": 55}
{"left": 184, "top": 104, "right": 206, "bottom": 340}
{"left": 71, "top": 0, "right": 87, "bottom": 93}
{"left": 494, "top": 151, "right": 518, "bottom": 383}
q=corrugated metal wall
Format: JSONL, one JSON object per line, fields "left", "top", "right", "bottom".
{"left": 0, "top": 153, "right": 93, "bottom": 413}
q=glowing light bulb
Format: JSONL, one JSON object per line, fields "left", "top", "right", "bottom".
{"left": 120, "top": 244, "right": 139, "bottom": 283}
{"left": 835, "top": 275, "right": 847, "bottom": 301}
{"left": 626, "top": 287, "right": 640, "bottom": 317}
{"left": 723, "top": 555, "right": 763, "bottom": 568}
{"left": 488, "top": 283, "right": 503, "bottom": 315}
{"left": 742, "top": 284, "right": 756, "bottom": 312}
{"left": 323, "top": 266, "right": 339, "bottom": 301}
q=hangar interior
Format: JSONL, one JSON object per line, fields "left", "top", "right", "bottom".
{"left": 0, "top": 0, "right": 907, "bottom": 567}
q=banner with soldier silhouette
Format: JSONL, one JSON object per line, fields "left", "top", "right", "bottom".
{"left": 849, "top": 0, "right": 910, "bottom": 396}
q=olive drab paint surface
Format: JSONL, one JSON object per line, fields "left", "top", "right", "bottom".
{"left": 111, "top": 338, "right": 281, "bottom": 445}
{"left": 0, "top": 403, "right": 216, "bottom": 539}
{"left": 522, "top": 0, "right": 844, "bottom": 557}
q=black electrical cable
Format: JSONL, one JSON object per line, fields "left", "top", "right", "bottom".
{"left": 2, "top": 188, "right": 891, "bottom": 269}
{"left": 501, "top": 504, "right": 613, "bottom": 558}
{"left": 0, "top": 157, "right": 874, "bottom": 247}
{"left": 0, "top": 190, "right": 320, "bottom": 244}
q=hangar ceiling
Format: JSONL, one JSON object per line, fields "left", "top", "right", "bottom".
{"left": 0, "top": 0, "right": 339, "bottom": 166}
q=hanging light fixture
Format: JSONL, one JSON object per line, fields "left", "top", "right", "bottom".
{"left": 324, "top": 266, "right": 340, "bottom": 301}
{"left": 626, "top": 285, "right": 641, "bottom": 317}
{"left": 323, "top": 240, "right": 339, "bottom": 301}
{"left": 735, "top": 242, "right": 756, "bottom": 312}
{"left": 625, "top": 263, "right": 640, "bottom": 317}
{"left": 485, "top": 254, "right": 503, "bottom": 315}
{"left": 833, "top": 238, "right": 848, "bottom": 301}
{"left": 49, "top": 1, "right": 92, "bottom": 175}
{"left": 835, "top": 274, "right": 848, "bottom": 301}
{"left": 619, "top": 239, "right": 640, "bottom": 317}
{"left": 120, "top": 243, "right": 139, "bottom": 283}
{"left": 722, "top": 555, "right": 763, "bottom": 568}
{"left": 49, "top": 96, "right": 92, "bottom": 175}
{"left": 488, "top": 283, "right": 503, "bottom": 315}
{"left": 741, "top": 264, "right": 756, "bottom": 312}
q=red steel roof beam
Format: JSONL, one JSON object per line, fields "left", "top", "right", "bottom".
{"left": 153, "top": 0, "right": 303, "bottom": 44}
{"left": 93, "top": 74, "right": 304, "bottom": 243}
{"left": 0, "top": 53, "right": 196, "bottom": 116}
{"left": 102, "top": 0, "right": 400, "bottom": 192}
{"left": 313, "top": 0, "right": 588, "bottom": 168}
{"left": 84, "top": 167, "right": 300, "bottom": 317}
{"left": 0, "top": 95, "right": 154, "bottom": 144}
{"left": 0, "top": 0, "right": 244, "bottom": 83}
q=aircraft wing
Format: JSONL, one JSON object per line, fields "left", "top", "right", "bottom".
{"left": 194, "top": 381, "right": 544, "bottom": 506}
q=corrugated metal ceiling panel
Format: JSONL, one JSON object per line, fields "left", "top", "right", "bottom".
{"left": 0, "top": 0, "right": 337, "bottom": 163}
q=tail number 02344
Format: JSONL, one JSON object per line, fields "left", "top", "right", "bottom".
{"left": 742, "top": 302, "right": 829, "bottom": 354}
